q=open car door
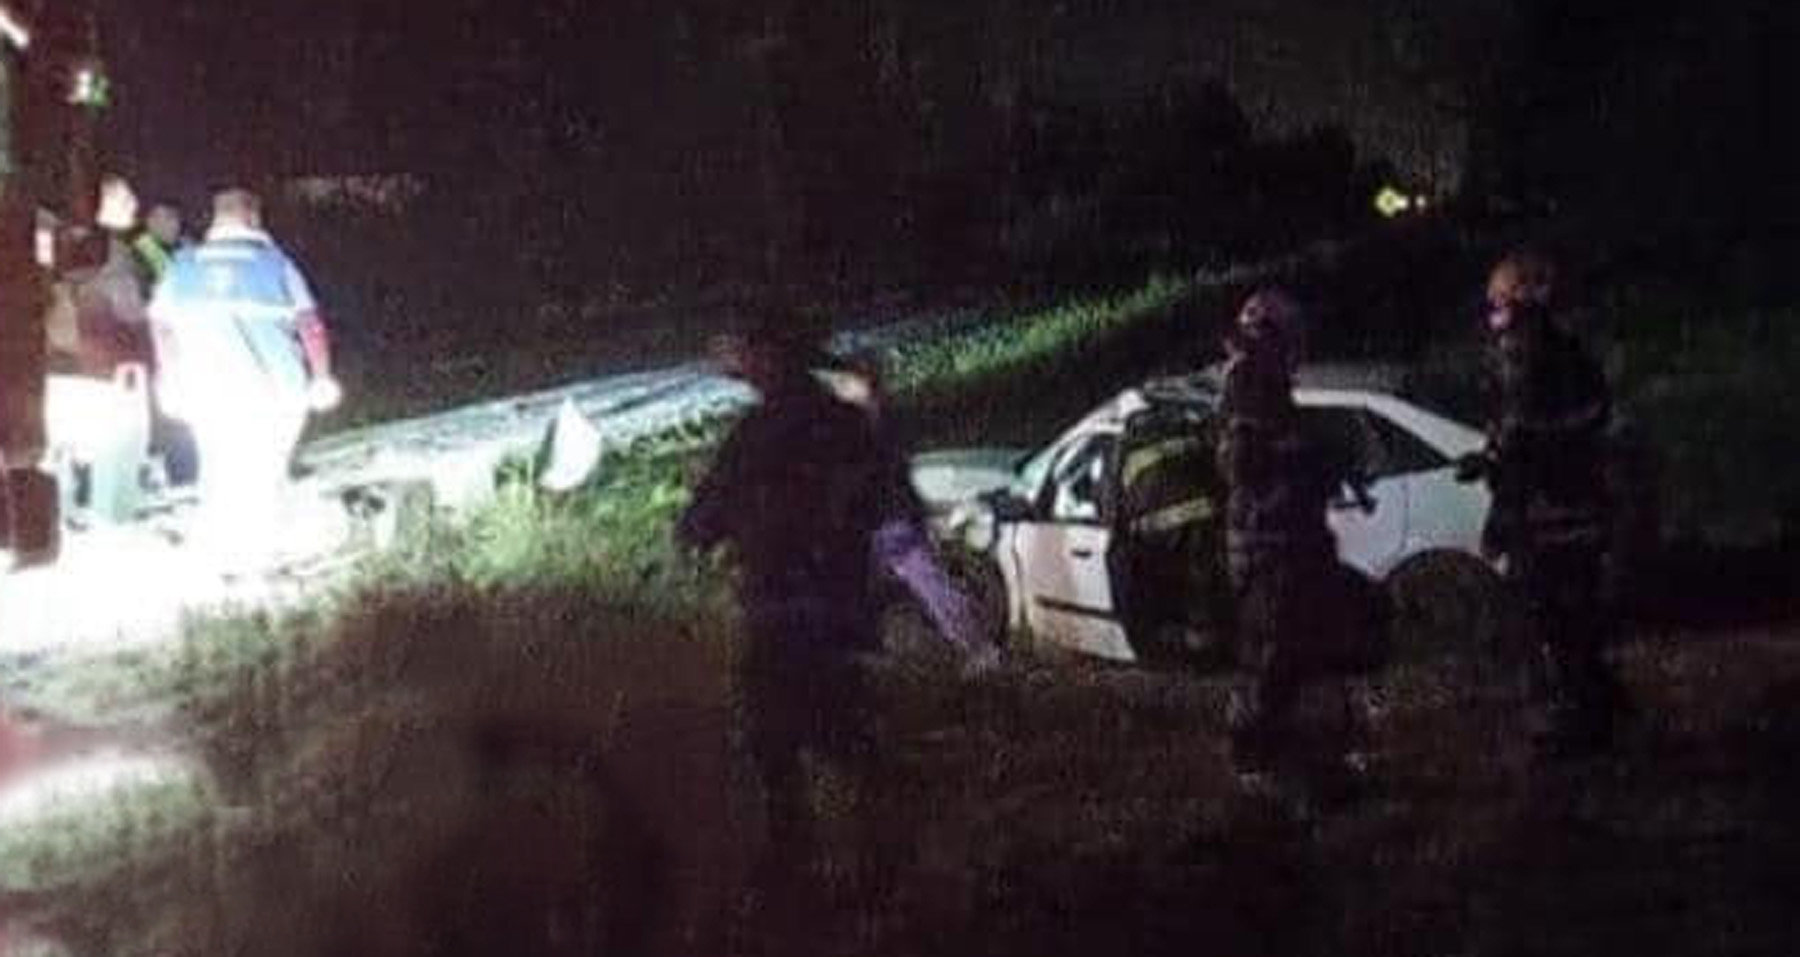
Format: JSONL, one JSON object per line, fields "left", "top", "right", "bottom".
{"left": 1112, "top": 404, "right": 1229, "bottom": 663}
{"left": 1011, "top": 432, "right": 1134, "bottom": 660}
{"left": 1296, "top": 400, "right": 1409, "bottom": 577}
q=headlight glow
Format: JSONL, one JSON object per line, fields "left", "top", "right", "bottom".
{"left": 948, "top": 501, "right": 997, "bottom": 554}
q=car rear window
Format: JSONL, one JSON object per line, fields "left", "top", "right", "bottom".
{"left": 1366, "top": 414, "right": 1448, "bottom": 474}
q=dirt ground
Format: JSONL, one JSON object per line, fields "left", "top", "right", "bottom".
{"left": 7, "top": 609, "right": 1800, "bottom": 957}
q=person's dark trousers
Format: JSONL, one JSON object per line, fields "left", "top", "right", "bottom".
{"left": 141, "top": 356, "right": 198, "bottom": 488}
{"left": 1226, "top": 551, "right": 1319, "bottom": 773}
{"left": 1511, "top": 544, "right": 1622, "bottom": 755}
{"left": 737, "top": 599, "right": 876, "bottom": 866}
{"left": 149, "top": 405, "right": 199, "bottom": 488}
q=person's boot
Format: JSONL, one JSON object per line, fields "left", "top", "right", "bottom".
{"left": 1532, "top": 645, "right": 1616, "bottom": 761}
{"left": 1226, "top": 684, "right": 1272, "bottom": 777}
{"left": 1227, "top": 687, "right": 1310, "bottom": 813}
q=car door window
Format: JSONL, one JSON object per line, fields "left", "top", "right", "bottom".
{"left": 1301, "top": 407, "right": 1380, "bottom": 480}
{"left": 1365, "top": 413, "right": 1449, "bottom": 475}
{"left": 1046, "top": 435, "right": 1116, "bottom": 524}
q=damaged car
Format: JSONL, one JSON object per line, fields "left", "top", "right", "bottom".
{"left": 908, "top": 365, "right": 1500, "bottom": 666}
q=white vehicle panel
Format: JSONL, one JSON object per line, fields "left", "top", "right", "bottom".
{"left": 1359, "top": 393, "right": 1486, "bottom": 460}
{"left": 1398, "top": 468, "right": 1491, "bottom": 557}
{"left": 1013, "top": 427, "right": 1135, "bottom": 660}
{"left": 939, "top": 374, "right": 1494, "bottom": 667}
{"left": 1357, "top": 394, "right": 1492, "bottom": 563}
{"left": 1327, "top": 473, "right": 1409, "bottom": 578}
{"left": 1015, "top": 520, "right": 1133, "bottom": 661}
{"left": 1296, "top": 391, "right": 1411, "bottom": 578}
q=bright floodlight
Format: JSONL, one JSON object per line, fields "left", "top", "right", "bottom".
{"left": 67, "top": 61, "right": 110, "bottom": 108}
{"left": 0, "top": 5, "right": 29, "bottom": 51}
{"left": 1374, "top": 186, "right": 1412, "bottom": 219}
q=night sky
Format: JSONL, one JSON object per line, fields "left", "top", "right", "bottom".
{"left": 77, "top": 0, "right": 1796, "bottom": 300}
{"left": 97, "top": 0, "right": 1467, "bottom": 198}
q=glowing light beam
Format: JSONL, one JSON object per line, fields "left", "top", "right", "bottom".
{"left": 1374, "top": 186, "right": 1412, "bottom": 219}
{"left": 0, "top": 5, "right": 30, "bottom": 51}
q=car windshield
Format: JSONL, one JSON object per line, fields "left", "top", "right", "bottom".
{"left": 1015, "top": 444, "right": 1056, "bottom": 496}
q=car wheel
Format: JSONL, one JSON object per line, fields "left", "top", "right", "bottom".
{"left": 1382, "top": 552, "right": 1506, "bottom": 667}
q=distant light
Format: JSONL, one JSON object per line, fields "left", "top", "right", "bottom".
{"left": 34, "top": 224, "right": 55, "bottom": 268}
{"left": 1374, "top": 186, "right": 1412, "bottom": 219}
{"left": 0, "top": 7, "right": 30, "bottom": 51}
{"left": 68, "top": 63, "right": 111, "bottom": 109}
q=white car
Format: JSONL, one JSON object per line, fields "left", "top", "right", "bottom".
{"left": 908, "top": 365, "right": 1497, "bottom": 665}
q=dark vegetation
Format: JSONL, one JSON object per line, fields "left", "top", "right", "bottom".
{"left": 91, "top": 2, "right": 1793, "bottom": 431}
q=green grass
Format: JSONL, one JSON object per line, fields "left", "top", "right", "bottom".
{"left": 885, "top": 274, "right": 1192, "bottom": 400}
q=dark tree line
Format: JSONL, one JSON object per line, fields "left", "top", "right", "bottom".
{"left": 90, "top": 0, "right": 1800, "bottom": 320}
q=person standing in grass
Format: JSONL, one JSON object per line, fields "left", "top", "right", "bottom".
{"left": 147, "top": 188, "right": 339, "bottom": 565}
{"left": 128, "top": 200, "right": 199, "bottom": 490}
{"left": 1460, "top": 250, "right": 1626, "bottom": 759}
{"left": 1216, "top": 288, "right": 1346, "bottom": 782}
{"left": 64, "top": 175, "right": 154, "bottom": 377}
{"left": 130, "top": 202, "right": 185, "bottom": 288}
{"left": 677, "top": 320, "right": 887, "bottom": 882}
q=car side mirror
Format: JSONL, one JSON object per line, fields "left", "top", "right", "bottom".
{"left": 983, "top": 489, "right": 1036, "bottom": 523}
{"left": 1329, "top": 483, "right": 1377, "bottom": 514}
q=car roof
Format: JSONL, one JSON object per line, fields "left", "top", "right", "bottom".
{"left": 1066, "top": 363, "right": 1480, "bottom": 458}
{"left": 1192, "top": 360, "right": 1411, "bottom": 393}
{"left": 1132, "top": 362, "right": 1409, "bottom": 411}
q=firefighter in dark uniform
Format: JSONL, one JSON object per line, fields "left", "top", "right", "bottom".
{"left": 1217, "top": 288, "right": 1347, "bottom": 778}
{"left": 1463, "top": 251, "right": 1626, "bottom": 758}
{"left": 676, "top": 320, "right": 887, "bottom": 895}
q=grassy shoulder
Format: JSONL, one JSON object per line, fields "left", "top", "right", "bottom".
{"left": 0, "top": 269, "right": 1215, "bottom": 910}
{"left": 9, "top": 254, "right": 1800, "bottom": 955}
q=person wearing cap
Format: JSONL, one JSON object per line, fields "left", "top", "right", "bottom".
{"left": 131, "top": 202, "right": 184, "bottom": 288}
{"left": 1216, "top": 287, "right": 1355, "bottom": 783}
{"left": 676, "top": 318, "right": 886, "bottom": 883}
{"left": 62, "top": 175, "right": 154, "bottom": 376}
{"left": 147, "top": 188, "right": 339, "bottom": 563}
{"left": 121, "top": 201, "right": 199, "bottom": 489}
{"left": 1459, "top": 250, "right": 1624, "bottom": 758}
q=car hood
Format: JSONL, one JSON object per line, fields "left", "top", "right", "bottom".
{"left": 909, "top": 447, "right": 1028, "bottom": 509}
